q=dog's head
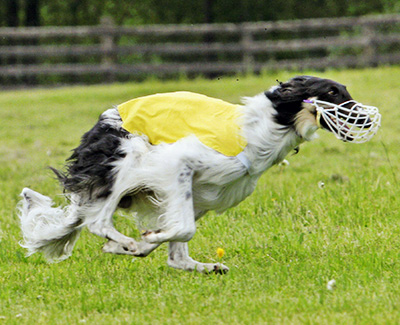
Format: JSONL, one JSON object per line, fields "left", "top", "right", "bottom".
{"left": 265, "top": 76, "right": 380, "bottom": 142}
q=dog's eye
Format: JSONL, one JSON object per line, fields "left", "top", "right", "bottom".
{"left": 328, "top": 87, "right": 339, "bottom": 96}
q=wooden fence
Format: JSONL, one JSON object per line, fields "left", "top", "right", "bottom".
{"left": 1, "top": 14, "right": 400, "bottom": 84}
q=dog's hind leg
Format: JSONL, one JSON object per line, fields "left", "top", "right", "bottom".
{"left": 167, "top": 242, "right": 229, "bottom": 274}
{"left": 142, "top": 164, "right": 196, "bottom": 244}
{"left": 102, "top": 240, "right": 160, "bottom": 257}
{"left": 84, "top": 199, "right": 139, "bottom": 253}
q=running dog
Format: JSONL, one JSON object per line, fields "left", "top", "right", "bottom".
{"left": 18, "top": 76, "right": 380, "bottom": 273}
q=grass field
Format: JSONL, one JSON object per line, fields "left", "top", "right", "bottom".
{"left": 1, "top": 67, "right": 400, "bottom": 324}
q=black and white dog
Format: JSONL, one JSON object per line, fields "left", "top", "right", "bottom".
{"left": 19, "top": 76, "right": 373, "bottom": 273}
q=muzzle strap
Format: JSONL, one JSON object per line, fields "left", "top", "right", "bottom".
{"left": 316, "top": 109, "right": 323, "bottom": 129}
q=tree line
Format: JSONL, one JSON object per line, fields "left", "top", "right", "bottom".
{"left": 2, "top": 0, "right": 399, "bottom": 28}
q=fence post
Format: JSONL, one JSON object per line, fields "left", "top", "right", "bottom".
{"left": 240, "top": 25, "right": 254, "bottom": 74}
{"left": 100, "top": 16, "right": 116, "bottom": 81}
{"left": 362, "top": 24, "right": 378, "bottom": 67}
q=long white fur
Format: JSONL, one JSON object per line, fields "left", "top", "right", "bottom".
{"left": 18, "top": 90, "right": 319, "bottom": 272}
{"left": 19, "top": 188, "right": 82, "bottom": 261}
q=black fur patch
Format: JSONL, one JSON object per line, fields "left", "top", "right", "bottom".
{"left": 51, "top": 114, "right": 129, "bottom": 200}
{"left": 265, "top": 76, "right": 352, "bottom": 127}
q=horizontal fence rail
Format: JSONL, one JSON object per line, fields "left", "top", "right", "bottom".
{"left": 1, "top": 14, "right": 400, "bottom": 84}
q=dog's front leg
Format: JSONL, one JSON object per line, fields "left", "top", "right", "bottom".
{"left": 168, "top": 242, "right": 229, "bottom": 274}
{"left": 143, "top": 164, "right": 196, "bottom": 244}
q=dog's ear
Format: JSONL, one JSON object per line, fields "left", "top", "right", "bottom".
{"left": 265, "top": 75, "right": 315, "bottom": 106}
{"left": 265, "top": 76, "right": 318, "bottom": 126}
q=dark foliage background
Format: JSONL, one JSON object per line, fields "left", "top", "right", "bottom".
{"left": 2, "top": 0, "right": 400, "bottom": 27}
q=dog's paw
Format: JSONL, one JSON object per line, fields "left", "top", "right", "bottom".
{"left": 167, "top": 258, "right": 230, "bottom": 274}
{"left": 124, "top": 239, "right": 138, "bottom": 252}
{"left": 202, "top": 263, "right": 230, "bottom": 274}
{"left": 142, "top": 227, "right": 195, "bottom": 243}
{"left": 102, "top": 240, "right": 137, "bottom": 255}
{"left": 142, "top": 230, "right": 162, "bottom": 243}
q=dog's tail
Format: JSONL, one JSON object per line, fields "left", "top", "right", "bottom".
{"left": 18, "top": 188, "right": 82, "bottom": 262}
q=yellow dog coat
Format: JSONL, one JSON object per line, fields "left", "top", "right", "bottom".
{"left": 118, "top": 92, "right": 248, "bottom": 158}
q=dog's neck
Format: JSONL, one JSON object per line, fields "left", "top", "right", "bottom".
{"left": 241, "top": 93, "right": 315, "bottom": 175}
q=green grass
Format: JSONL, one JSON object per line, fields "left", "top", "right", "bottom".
{"left": 1, "top": 67, "right": 400, "bottom": 324}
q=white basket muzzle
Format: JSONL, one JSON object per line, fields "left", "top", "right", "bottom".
{"left": 304, "top": 99, "right": 381, "bottom": 143}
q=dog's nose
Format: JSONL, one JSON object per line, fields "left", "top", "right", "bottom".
{"left": 364, "top": 116, "right": 373, "bottom": 129}
{"left": 353, "top": 115, "right": 373, "bottom": 128}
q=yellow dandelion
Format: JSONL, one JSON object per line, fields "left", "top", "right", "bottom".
{"left": 217, "top": 248, "right": 225, "bottom": 258}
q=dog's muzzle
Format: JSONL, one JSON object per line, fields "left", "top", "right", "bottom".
{"left": 304, "top": 99, "right": 381, "bottom": 143}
